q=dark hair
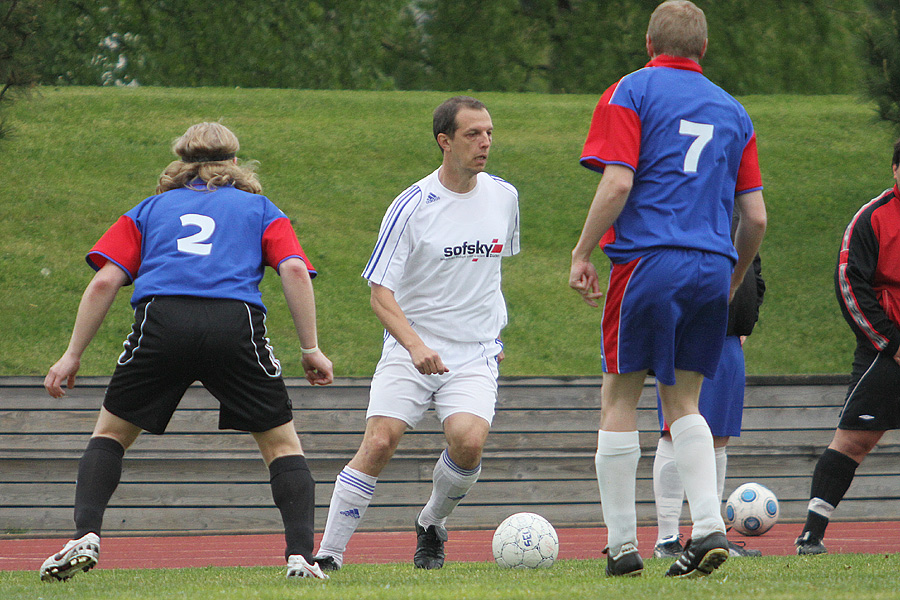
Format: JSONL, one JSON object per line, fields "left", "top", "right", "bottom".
{"left": 433, "top": 96, "right": 488, "bottom": 150}
{"left": 893, "top": 137, "right": 900, "bottom": 167}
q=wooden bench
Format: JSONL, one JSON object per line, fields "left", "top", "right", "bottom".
{"left": 1, "top": 375, "right": 897, "bottom": 536}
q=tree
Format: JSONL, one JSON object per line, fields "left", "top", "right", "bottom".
{"left": 702, "top": 0, "right": 866, "bottom": 96}
{"left": 23, "top": 0, "right": 872, "bottom": 95}
{"left": 546, "top": 0, "right": 867, "bottom": 96}
{"left": 0, "top": 0, "right": 40, "bottom": 141}
{"left": 414, "top": 0, "right": 554, "bottom": 92}
{"left": 27, "top": 2, "right": 113, "bottom": 85}
{"left": 30, "top": 0, "right": 412, "bottom": 89}
{"left": 547, "top": 0, "right": 655, "bottom": 94}
{"left": 861, "top": 1, "right": 900, "bottom": 128}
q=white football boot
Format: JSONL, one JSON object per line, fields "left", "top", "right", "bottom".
{"left": 40, "top": 532, "right": 100, "bottom": 582}
{"left": 286, "top": 554, "right": 329, "bottom": 579}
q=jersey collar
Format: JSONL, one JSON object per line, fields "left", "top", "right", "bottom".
{"left": 646, "top": 54, "right": 703, "bottom": 74}
{"left": 185, "top": 177, "right": 235, "bottom": 192}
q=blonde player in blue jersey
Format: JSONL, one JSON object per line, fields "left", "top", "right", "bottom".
{"left": 40, "top": 123, "right": 333, "bottom": 582}
{"left": 569, "top": 1, "right": 767, "bottom": 578}
{"left": 312, "top": 96, "right": 520, "bottom": 571}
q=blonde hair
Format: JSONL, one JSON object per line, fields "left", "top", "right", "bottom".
{"left": 647, "top": 1, "right": 707, "bottom": 60}
{"left": 156, "top": 122, "right": 262, "bottom": 194}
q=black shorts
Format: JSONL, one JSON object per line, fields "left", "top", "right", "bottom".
{"left": 837, "top": 342, "right": 900, "bottom": 431}
{"left": 103, "top": 296, "right": 294, "bottom": 435}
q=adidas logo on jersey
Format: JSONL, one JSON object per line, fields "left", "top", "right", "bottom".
{"left": 442, "top": 239, "right": 504, "bottom": 260}
{"left": 340, "top": 508, "right": 361, "bottom": 519}
{"left": 425, "top": 192, "right": 440, "bottom": 204}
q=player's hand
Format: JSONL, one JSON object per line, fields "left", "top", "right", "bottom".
{"left": 301, "top": 350, "right": 334, "bottom": 386}
{"left": 409, "top": 343, "right": 449, "bottom": 375}
{"left": 569, "top": 260, "right": 604, "bottom": 307}
{"left": 44, "top": 354, "right": 81, "bottom": 398}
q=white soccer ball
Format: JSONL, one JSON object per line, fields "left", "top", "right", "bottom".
{"left": 724, "top": 482, "right": 779, "bottom": 536}
{"left": 492, "top": 512, "right": 559, "bottom": 569}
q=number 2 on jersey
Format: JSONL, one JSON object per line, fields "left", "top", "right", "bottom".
{"left": 679, "top": 119, "right": 714, "bottom": 173}
{"left": 177, "top": 214, "right": 215, "bottom": 256}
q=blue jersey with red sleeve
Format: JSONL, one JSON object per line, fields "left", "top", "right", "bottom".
{"left": 580, "top": 55, "right": 763, "bottom": 264}
{"left": 86, "top": 183, "right": 315, "bottom": 310}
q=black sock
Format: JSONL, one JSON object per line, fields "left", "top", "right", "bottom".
{"left": 74, "top": 436, "right": 126, "bottom": 538}
{"left": 803, "top": 448, "right": 859, "bottom": 539}
{"left": 269, "top": 454, "right": 315, "bottom": 562}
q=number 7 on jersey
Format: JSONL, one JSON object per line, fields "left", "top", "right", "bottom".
{"left": 679, "top": 119, "right": 714, "bottom": 173}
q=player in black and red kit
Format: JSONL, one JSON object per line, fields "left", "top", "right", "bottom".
{"left": 39, "top": 122, "right": 333, "bottom": 581}
{"left": 796, "top": 136, "right": 900, "bottom": 555}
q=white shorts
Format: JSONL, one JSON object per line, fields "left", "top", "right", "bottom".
{"left": 367, "top": 325, "right": 502, "bottom": 428}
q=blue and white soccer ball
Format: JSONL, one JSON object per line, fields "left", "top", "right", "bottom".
{"left": 492, "top": 512, "right": 559, "bottom": 568}
{"left": 725, "top": 482, "right": 779, "bottom": 536}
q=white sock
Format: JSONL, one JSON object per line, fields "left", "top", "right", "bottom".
{"left": 670, "top": 414, "right": 725, "bottom": 539}
{"left": 595, "top": 429, "right": 641, "bottom": 554}
{"left": 715, "top": 446, "right": 727, "bottom": 505}
{"left": 653, "top": 437, "right": 683, "bottom": 543}
{"left": 418, "top": 449, "right": 481, "bottom": 528}
{"left": 315, "top": 466, "right": 377, "bottom": 565}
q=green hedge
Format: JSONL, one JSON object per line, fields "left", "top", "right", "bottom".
{"left": 30, "top": 1, "right": 868, "bottom": 95}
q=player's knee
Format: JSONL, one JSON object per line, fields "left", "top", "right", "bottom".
{"left": 447, "top": 437, "right": 485, "bottom": 469}
{"left": 360, "top": 430, "right": 400, "bottom": 462}
{"left": 831, "top": 430, "right": 881, "bottom": 462}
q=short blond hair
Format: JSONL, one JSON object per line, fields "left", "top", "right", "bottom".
{"left": 647, "top": 1, "right": 707, "bottom": 60}
{"left": 156, "top": 122, "right": 262, "bottom": 195}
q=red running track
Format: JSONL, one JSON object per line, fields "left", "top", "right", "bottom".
{"left": 2, "top": 521, "right": 898, "bottom": 572}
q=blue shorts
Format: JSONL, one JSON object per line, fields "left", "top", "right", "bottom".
{"left": 657, "top": 335, "right": 746, "bottom": 437}
{"left": 601, "top": 248, "right": 730, "bottom": 385}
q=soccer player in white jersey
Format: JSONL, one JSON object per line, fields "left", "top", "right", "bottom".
{"left": 312, "top": 96, "right": 520, "bottom": 571}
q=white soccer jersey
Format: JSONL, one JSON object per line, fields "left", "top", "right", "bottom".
{"left": 362, "top": 167, "right": 520, "bottom": 342}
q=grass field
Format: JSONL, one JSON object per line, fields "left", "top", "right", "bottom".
{"left": 0, "top": 88, "right": 895, "bottom": 377}
{"left": 2, "top": 555, "right": 899, "bottom": 600}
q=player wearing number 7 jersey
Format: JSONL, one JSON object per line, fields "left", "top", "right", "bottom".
{"left": 40, "top": 122, "right": 333, "bottom": 582}
{"left": 568, "top": 1, "right": 766, "bottom": 579}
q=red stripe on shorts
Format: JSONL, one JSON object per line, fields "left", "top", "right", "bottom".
{"left": 602, "top": 256, "right": 641, "bottom": 374}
